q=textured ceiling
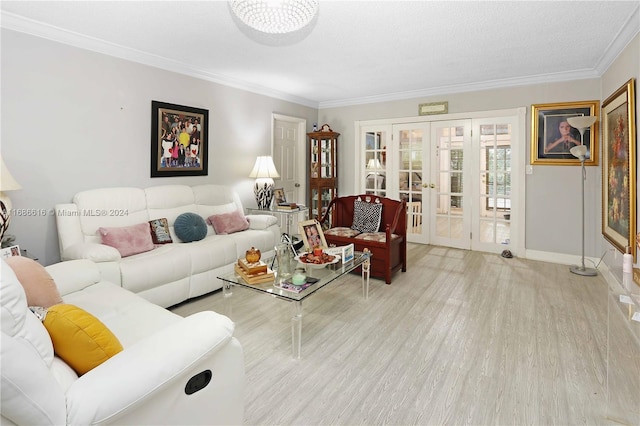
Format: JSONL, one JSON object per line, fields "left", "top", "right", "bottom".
{"left": 1, "top": 1, "right": 639, "bottom": 108}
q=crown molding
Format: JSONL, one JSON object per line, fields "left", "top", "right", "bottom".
{"left": 0, "top": 11, "right": 319, "bottom": 109}
{"left": 594, "top": 3, "right": 640, "bottom": 75}
{"left": 318, "top": 69, "right": 601, "bottom": 109}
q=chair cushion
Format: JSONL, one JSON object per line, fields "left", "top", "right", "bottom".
{"left": 98, "top": 222, "right": 155, "bottom": 257}
{"left": 43, "top": 304, "right": 123, "bottom": 375}
{"left": 325, "top": 227, "right": 361, "bottom": 238}
{"left": 4, "top": 256, "right": 62, "bottom": 308}
{"left": 174, "top": 212, "right": 207, "bottom": 242}
{"left": 207, "top": 210, "right": 250, "bottom": 234}
{"left": 354, "top": 232, "right": 401, "bottom": 243}
{"left": 351, "top": 199, "right": 383, "bottom": 233}
{"left": 149, "top": 218, "right": 173, "bottom": 244}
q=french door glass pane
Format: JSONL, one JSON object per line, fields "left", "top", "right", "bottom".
{"left": 365, "top": 131, "right": 386, "bottom": 197}
{"left": 398, "top": 127, "right": 424, "bottom": 237}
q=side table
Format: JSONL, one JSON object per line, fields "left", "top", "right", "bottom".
{"left": 246, "top": 206, "right": 310, "bottom": 236}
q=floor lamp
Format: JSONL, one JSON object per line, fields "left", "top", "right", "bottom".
{"left": 567, "top": 115, "right": 598, "bottom": 276}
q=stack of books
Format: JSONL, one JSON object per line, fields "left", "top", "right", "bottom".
{"left": 277, "top": 202, "right": 298, "bottom": 211}
{"left": 234, "top": 259, "right": 274, "bottom": 284}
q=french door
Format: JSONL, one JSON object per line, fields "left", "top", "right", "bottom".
{"left": 357, "top": 109, "right": 523, "bottom": 255}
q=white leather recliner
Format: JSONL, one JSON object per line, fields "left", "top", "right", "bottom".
{"left": 1, "top": 259, "right": 245, "bottom": 425}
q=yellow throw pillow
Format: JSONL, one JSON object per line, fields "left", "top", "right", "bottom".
{"left": 43, "top": 304, "right": 123, "bottom": 375}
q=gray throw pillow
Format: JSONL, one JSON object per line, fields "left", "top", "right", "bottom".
{"left": 174, "top": 213, "right": 207, "bottom": 242}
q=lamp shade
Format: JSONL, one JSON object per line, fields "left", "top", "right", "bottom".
{"left": 0, "top": 157, "right": 21, "bottom": 191}
{"left": 249, "top": 156, "right": 280, "bottom": 179}
{"left": 567, "top": 115, "right": 597, "bottom": 132}
{"left": 366, "top": 158, "right": 382, "bottom": 170}
{"left": 570, "top": 144, "right": 588, "bottom": 160}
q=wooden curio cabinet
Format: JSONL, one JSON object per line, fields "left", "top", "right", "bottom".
{"left": 307, "top": 125, "right": 339, "bottom": 224}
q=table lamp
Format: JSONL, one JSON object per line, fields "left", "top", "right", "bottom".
{"left": 249, "top": 156, "right": 280, "bottom": 209}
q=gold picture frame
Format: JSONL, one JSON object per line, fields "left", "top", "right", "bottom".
{"left": 602, "top": 78, "right": 636, "bottom": 258}
{"left": 298, "top": 219, "right": 328, "bottom": 251}
{"left": 530, "top": 101, "right": 600, "bottom": 165}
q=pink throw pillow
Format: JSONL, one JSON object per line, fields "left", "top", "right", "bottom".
{"left": 5, "top": 256, "right": 63, "bottom": 308}
{"left": 98, "top": 222, "right": 155, "bottom": 257}
{"left": 207, "top": 210, "right": 250, "bottom": 235}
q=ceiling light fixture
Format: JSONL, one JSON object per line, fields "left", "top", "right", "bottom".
{"left": 230, "top": 0, "right": 318, "bottom": 34}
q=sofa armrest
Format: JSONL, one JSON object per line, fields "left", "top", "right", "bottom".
{"left": 46, "top": 259, "right": 102, "bottom": 296}
{"left": 62, "top": 242, "right": 121, "bottom": 263}
{"left": 65, "top": 311, "right": 244, "bottom": 425}
{"left": 246, "top": 214, "right": 278, "bottom": 230}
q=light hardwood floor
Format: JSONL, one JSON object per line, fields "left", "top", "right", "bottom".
{"left": 170, "top": 244, "right": 632, "bottom": 425}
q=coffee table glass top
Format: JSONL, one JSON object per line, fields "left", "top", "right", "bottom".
{"left": 217, "top": 251, "right": 371, "bottom": 302}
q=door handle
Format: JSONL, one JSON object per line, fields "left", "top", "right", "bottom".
{"left": 294, "top": 183, "right": 300, "bottom": 187}
{"left": 430, "top": 183, "right": 435, "bottom": 188}
{"left": 422, "top": 183, "right": 429, "bottom": 188}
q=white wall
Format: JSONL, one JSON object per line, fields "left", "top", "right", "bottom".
{"left": 600, "top": 33, "right": 640, "bottom": 279}
{"left": 319, "top": 79, "right": 603, "bottom": 258}
{"left": 1, "top": 29, "right": 317, "bottom": 265}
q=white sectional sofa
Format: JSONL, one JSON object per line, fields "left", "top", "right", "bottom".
{"left": 55, "top": 184, "right": 280, "bottom": 308}
{"left": 1, "top": 258, "right": 245, "bottom": 425}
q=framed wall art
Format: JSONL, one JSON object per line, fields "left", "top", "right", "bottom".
{"left": 530, "top": 100, "right": 600, "bottom": 165}
{"left": 602, "top": 78, "right": 636, "bottom": 257}
{"left": 151, "top": 101, "right": 208, "bottom": 177}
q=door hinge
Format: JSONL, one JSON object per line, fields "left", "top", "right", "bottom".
{"left": 470, "top": 232, "right": 472, "bottom": 240}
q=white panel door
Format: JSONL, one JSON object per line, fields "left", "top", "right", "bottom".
{"left": 273, "top": 115, "right": 305, "bottom": 204}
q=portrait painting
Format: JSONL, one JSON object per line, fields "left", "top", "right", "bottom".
{"left": 530, "top": 101, "right": 599, "bottom": 165}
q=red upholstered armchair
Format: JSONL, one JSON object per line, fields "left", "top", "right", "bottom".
{"left": 319, "top": 194, "right": 407, "bottom": 284}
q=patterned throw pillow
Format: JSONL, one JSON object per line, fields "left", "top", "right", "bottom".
{"left": 149, "top": 218, "right": 173, "bottom": 244}
{"left": 351, "top": 199, "right": 383, "bottom": 233}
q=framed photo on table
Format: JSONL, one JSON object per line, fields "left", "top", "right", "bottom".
{"left": 298, "top": 219, "right": 327, "bottom": 250}
{"left": 602, "top": 78, "right": 636, "bottom": 257}
{"left": 1, "top": 245, "right": 21, "bottom": 260}
{"left": 151, "top": 101, "right": 208, "bottom": 177}
{"left": 530, "top": 100, "right": 600, "bottom": 165}
{"left": 273, "top": 188, "right": 286, "bottom": 206}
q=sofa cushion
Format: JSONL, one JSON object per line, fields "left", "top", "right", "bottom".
{"left": 98, "top": 222, "right": 155, "bottom": 257}
{"left": 207, "top": 210, "right": 250, "bottom": 234}
{"left": 174, "top": 212, "right": 207, "bottom": 242}
{"left": 351, "top": 199, "right": 383, "bottom": 233}
{"left": 149, "top": 218, "right": 173, "bottom": 244}
{"left": 5, "top": 256, "right": 62, "bottom": 308}
{"left": 43, "top": 304, "right": 123, "bottom": 375}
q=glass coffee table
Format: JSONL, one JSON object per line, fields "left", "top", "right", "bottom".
{"left": 218, "top": 250, "right": 371, "bottom": 359}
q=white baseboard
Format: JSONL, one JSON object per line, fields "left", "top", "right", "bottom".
{"left": 524, "top": 249, "right": 600, "bottom": 270}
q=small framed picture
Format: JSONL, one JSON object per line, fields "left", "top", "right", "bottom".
{"left": 273, "top": 188, "right": 286, "bottom": 205}
{"left": 1, "top": 245, "right": 21, "bottom": 259}
{"left": 342, "top": 243, "right": 354, "bottom": 262}
{"left": 298, "top": 219, "right": 328, "bottom": 250}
